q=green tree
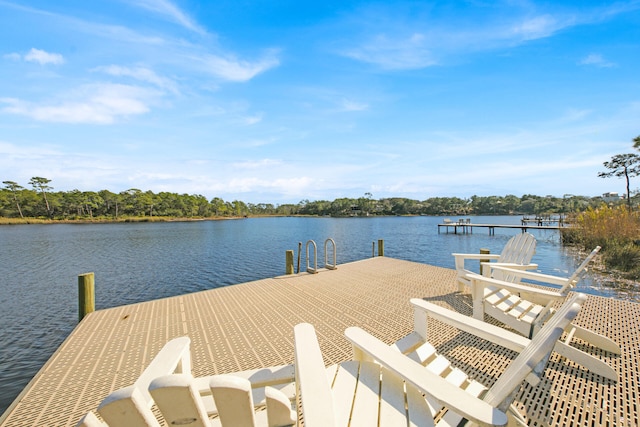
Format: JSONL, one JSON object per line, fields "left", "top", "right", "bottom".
{"left": 29, "top": 176, "right": 54, "bottom": 218}
{"left": 2, "top": 180, "right": 24, "bottom": 218}
{"left": 598, "top": 153, "right": 640, "bottom": 211}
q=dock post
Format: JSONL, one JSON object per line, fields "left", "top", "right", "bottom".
{"left": 378, "top": 239, "right": 385, "bottom": 257}
{"left": 297, "top": 242, "right": 302, "bottom": 273}
{"left": 479, "top": 249, "right": 490, "bottom": 276}
{"left": 372, "top": 242, "right": 375, "bottom": 257}
{"left": 78, "top": 272, "right": 95, "bottom": 322}
{"left": 286, "top": 250, "right": 294, "bottom": 275}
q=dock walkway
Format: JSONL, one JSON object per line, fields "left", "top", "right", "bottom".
{"left": 1, "top": 257, "right": 637, "bottom": 426}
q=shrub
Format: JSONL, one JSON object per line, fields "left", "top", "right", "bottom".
{"left": 562, "top": 205, "right": 640, "bottom": 276}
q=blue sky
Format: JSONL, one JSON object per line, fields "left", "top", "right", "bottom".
{"left": 1, "top": 0, "right": 639, "bottom": 204}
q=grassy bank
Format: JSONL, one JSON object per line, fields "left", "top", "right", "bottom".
{"left": 562, "top": 205, "right": 640, "bottom": 279}
{"left": 0, "top": 216, "right": 240, "bottom": 225}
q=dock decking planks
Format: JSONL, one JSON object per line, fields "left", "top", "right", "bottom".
{"left": 0, "top": 257, "right": 637, "bottom": 427}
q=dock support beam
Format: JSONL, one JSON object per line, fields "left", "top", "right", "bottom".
{"left": 78, "top": 272, "right": 95, "bottom": 322}
{"left": 378, "top": 239, "right": 384, "bottom": 257}
{"left": 286, "top": 250, "right": 294, "bottom": 275}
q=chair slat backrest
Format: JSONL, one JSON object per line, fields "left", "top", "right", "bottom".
{"left": 494, "top": 233, "right": 537, "bottom": 282}
{"left": 499, "top": 232, "right": 537, "bottom": 264}
{"left": 483, "top": 293, "right": 587, "bottom": 411}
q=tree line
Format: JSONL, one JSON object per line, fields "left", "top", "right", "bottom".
{"left": 0, "top": 177, "right": 622, "bottom": 220}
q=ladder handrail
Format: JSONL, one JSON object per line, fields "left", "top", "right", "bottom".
{"left": 306, "top": 240, "right": 318, "bottom": 274}
{"left": 324, "top": 238, "right": 337, "bottom": 270}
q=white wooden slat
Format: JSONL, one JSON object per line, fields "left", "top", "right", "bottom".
{"left": 463, "top": 380, "right": 487, "bottom": 398}
{"left": 392, "top": 331, "right": 424, "bottom": 355}
{"left": 507, "top": 299, "right": 534, "bottom": 318}
{"left": 378, "top": 366, "right": 408, "bottom": 427}
{"left": 349, "top": 362, "right": 381, "bottom": 427}
{"left": 330, "top": 361, "right": 360, "bottom": 427}
{"left": 495, "top": 294, "right": 520, "bottom": 313}
{"left": 406, "top": 382, "right": 436, "bottom": 427}
{"left": 293, "top": 323, "right": 336, "bottom": 427}
{"left": 442, "top": 367, "right": 468, "bottom": 388}
{"left": 149, "top": 374, "right": 210, "bottom": 427}
{"left": 409, "top": 342, "right": 438, "bottom": 365}
{"left": 424, "top": 355, "right": 451, "bottom": 376}
{"left": 518, "top": 303, "right": 543, "bottom": 324}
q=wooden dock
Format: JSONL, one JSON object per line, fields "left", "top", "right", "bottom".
{"left": 439, "top": 222, "right": 564, "bottom": 235}
{"left": 0, "top": 257, "right": 637, "bottom": 427}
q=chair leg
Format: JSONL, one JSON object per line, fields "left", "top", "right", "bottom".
{"left": 553, "top": 341, "right": 618, "bottom": 381}
{"left": 570, "top": 323, "right": 621, "bottom": 354}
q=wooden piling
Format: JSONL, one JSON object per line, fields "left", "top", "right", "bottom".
{"left": 78, "top": 272, "right": 95, "bottom": 322}
{"left": 378, "top": 239, "right": 384, "bottom": 257}
{"left": 479, "top": 248, "right": 490, "bottom": 275}
{"left": 286, "top": 250, "right": 294, "bottom": 275}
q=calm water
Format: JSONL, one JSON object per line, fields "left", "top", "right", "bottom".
{"left": 0, "top": 216, "right": 633, "bottom": 414}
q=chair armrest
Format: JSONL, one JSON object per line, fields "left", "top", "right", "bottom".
{"left": 467, "top": 274, "right": 566, "bottom": 301}
{"left": 452, "top": 253, "right": 501, "bottom": 261}
{"left": 345, "top": 326, "right": 508, "bottom": 427}
{"left": 293, "top": 323, "right": 336, "bottom": 427}
{"left": 487, "top": 262, "right": 538, "bottom": 271}
{"left": 409, "top": 298, "right": 530, "bottom": 353}
{"left": 484, "top": 265, "right": 570, "bottom": 287}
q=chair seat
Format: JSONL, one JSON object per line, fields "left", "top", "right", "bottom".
{"left": 327, "top": 360, "right": 435, "bottom": 427}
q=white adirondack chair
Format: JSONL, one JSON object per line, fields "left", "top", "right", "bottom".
{"left": 294, "top": 293, "right": 587, "bottom": 427}
{"left": 452, "top": 232, "right": 538, "bottom": 292}
{"left": 467, "top": 246, "right": 620, "bottom": 381}
{"left": 77, "top": 337, "right": 296, "bottom": 427}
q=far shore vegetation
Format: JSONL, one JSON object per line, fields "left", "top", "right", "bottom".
{"left": 4, "top": 138, "right": 640, "bottom": 281}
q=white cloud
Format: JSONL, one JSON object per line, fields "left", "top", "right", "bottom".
{"left": 0, "top": 83, "right": 157, "bottom": 124}
{"left": 128, "top": 0, "right": 206, "bottom": 35}
{"left": 233, "top": 159, "right": 282, "bottom": 169}
{"left": 343, "top": 33, "right": 437, "bottom": 70}
{"left": 4, "top": 48, "right": 65, "bottom": 65}
{"left": 200, "top": 50, "right": 280, "bottom": 82}
{"left": 558, "top": 108, "right": 593, "bottom": 122}
{"left": 338, "top": 4, "right": 630, "bottom": 70}
{"left": 509, "top": 15, "right": 568, "bottom": 41}
{"left": 24, "top": 48, "right": 65, "bottom": 65}
{"left": 243, "top": 113, "right": 263, "bottom": 125}
{"left": 340, "top": 98, "right": 369, "bottom": 112}
{"left": 580, "top": 53, "right": 616, "bottom": 68}
{"left": 94, "top": 65, "right": 179, "bottom": 94}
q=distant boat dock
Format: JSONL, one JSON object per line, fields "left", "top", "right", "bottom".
{"left": 438, "top": 216, "right": 567, "bottom": 235}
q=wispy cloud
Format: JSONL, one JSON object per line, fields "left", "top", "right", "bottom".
{"left": 580, "top": 53, "right": 616, "bottom": 68}
{"left": 128, "top": 0, "right": 207, "bottom": 35}
{"left": 339, "top": 98, "right": 369, "bottom": 112}
{"left": 242, "top": 113, "right": 263, "bottom": 125}
{"left": 233, "top": 159, "right": 282, "bottom": 169}
{"left": 508, "top": 14, "right": 571, "bottom": 41}
{"left": 338, "top": 3, "right": 633, "bottom": 70}
{"left": 4, "top": 48, "right": 64, "bottom": 65}
{"left": 94, "top": 65, "right": 179, "bottom": 94}
{"left": 199, "top": 50, "right": 280, "bottom": 82}
{"left": 343, "top": 33, "right": 437, "bottom": 70}
{"left": 0, "top": 83, "right": 158, "bottom": 124}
